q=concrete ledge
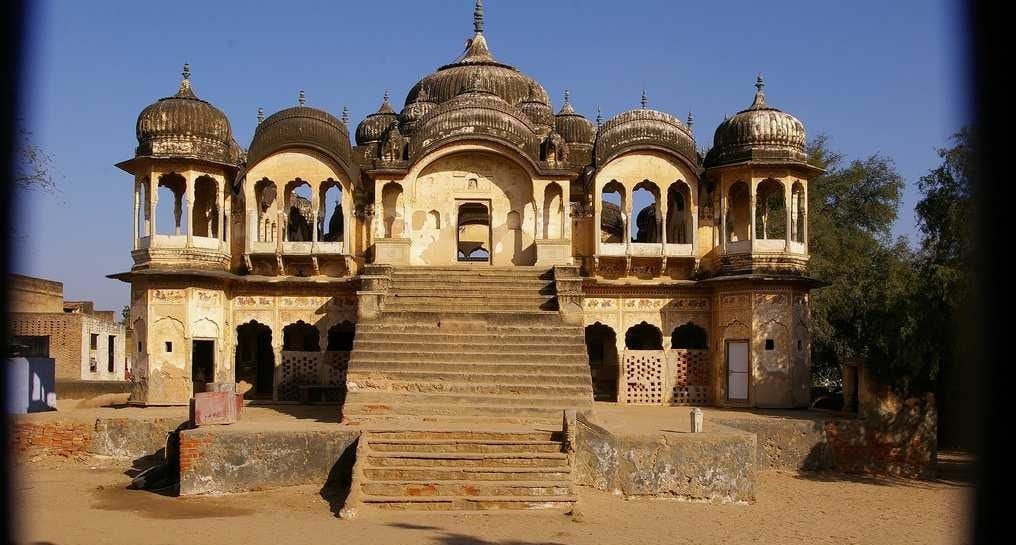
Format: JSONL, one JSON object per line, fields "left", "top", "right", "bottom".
{"left": 178, "top": 428, "right": 360, "bottom": 495}
{"left": 574, "top": 413, "right": 756, "bottom": 503}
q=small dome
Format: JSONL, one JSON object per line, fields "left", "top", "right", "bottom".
{"left": 246, "top": 95, "right": 354, "bottom": 174}
{"left": 595, "top": 93, "right": 697, "bottom": 168}
{"left": 706, "top": 76, "right": 807, "bottom": 168}
{"left": 355, "top": 92, "right": 399, "bottom": 145}
{"left": 517, "top": 83, "right": 554, "bottom": 130}
{"left": 554, "top": 91, "right": 595, "bottom": 145}
{"left": 135, "top": 64, "right": 235, "bottom": 164}
{"left": 408, "top": 74, "right": 541, "bottom": 162}
{"left": 398, "top": 87, "right": 437, "bottom": 137}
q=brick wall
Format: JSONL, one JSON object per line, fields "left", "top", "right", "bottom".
{"left": 8, "top": 313, "right": 84, "bottom": 379}
{"left": 178, "top": 432, "right": 215, "bottom": 473}
{"left": 9, "top": 420, "right": 91, "bottom": 457}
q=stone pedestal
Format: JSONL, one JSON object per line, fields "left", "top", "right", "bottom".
{"left": 372, "top": 237, "right": 411, "bottom": 265}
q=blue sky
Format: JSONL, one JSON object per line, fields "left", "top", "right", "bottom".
{"left": 14, "top": 0, "right": 968, "bottom": 311}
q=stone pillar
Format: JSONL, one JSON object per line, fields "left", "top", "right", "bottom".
{"left": 719, "top": 181, "right": 727, "bottom": 252}
{"left": 691, "top": 186, "right": 699, "bottom": 255}
{"left": 311, "top": 190, "right": 319, "bottom": 244}
{"left": 784, "top": 181, "right": 792, "bottom": 252}
{"left": 624, "top": 187, "right": 633, "bottom": 255}
{"left": 184, "top": 172, "right": 195, "bottom": 245}
{"left": 133, "top": 180, "right": 140, "bottom": 250}
{"left": 748, "top": 180, "right": 756, "bottom": 251}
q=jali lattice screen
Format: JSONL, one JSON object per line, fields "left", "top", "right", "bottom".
{"left": 622, "top": 350, "right": 665, "bottom": 405}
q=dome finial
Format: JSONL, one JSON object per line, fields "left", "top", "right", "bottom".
{"left": 640, "top": 89, "right": 648, "bottom": 109}
{"left": 687, "top": 111, "right": 694, "bottom": 132}
{"left": 596, "top": 106, "right": 603, "bottom": 128}
{"left": 751, "top": 74, "right": 768, "bottom": 109}
{"left": 257, "top": 107, "right": 264, "bottom": 124}
{"left": 298, "top": 89, "right": 306, "bottom": 106}
{"left": 564, "top": 89, "right": 571, "bottom": 105}
{"left": 341, "top": 106, "right": 350, "bottom": 125}
{"left": 558, "top": 89, "right": 576, "bottom": 115}
{"left": 474, "top": 0, "right": 484, "bottom": 34}
{"left": 175, "top": 63, "right": 196, "bottom": 98}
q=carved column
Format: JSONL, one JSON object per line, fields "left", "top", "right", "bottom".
{"left": 748, "top": 179, "right": 756, "bottom": 251}
{"left": 784, "top": 180, "right": 792, "bottom": 252}
{"left": 133, "top": 179, "right": 140, "bottom": 250}
{"left": 719, "top": 180, "right": 727, "bottom": 252}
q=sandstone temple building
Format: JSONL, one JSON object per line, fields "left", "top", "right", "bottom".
{"left": 111, "top": 1, "right": 821, "bottom": 417}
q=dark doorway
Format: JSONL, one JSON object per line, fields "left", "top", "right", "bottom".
{"left": 108, "top": 335, "right": 116, "bottom": 372}
{"left": 327, "top": 321, "right": 356, "bottom": 351}
{"left": 236, "top": 321, "right": 274, "bottom": 398}
{"left": 191, "top": 340, "right": 215, "bottom": 395}
{"left": 283, "top": 321, "right": 320, "bottom": 351}
{"left": 585, "top": 323, "right": 619, "bottom": 402}
{"left": 671, "top": 322, "right": 708, "bottom": 349}
{"left": 457, "top": 202, "right": 491, "bottom": 262}
{"left": 625, "top": 321, "right": 663, "bottom": 350}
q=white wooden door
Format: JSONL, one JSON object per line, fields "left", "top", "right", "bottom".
{"left": 727, "top": 341, "right": 749, "bottom": 400}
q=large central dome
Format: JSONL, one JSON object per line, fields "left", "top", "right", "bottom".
{"left": 400, "top": 1, "right": 551, "bottom": 134}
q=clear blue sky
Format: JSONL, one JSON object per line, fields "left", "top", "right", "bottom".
{"left": 14, "top": 0, "right": 968, "bottom": 311}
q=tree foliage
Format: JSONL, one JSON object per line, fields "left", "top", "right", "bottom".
{"left": 807, "top": 130, "right": 974, "bottom": 397}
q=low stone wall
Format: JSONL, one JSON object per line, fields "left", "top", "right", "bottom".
{"left": 573, "top": 413, "right": 757, "bottom": 503}
{"left": 178, "top": 428, "right": 360, "bottom": 496}
{"left": 9, "top": 416, "right": 183, "bottom": 459}
{"left": 711, "top": 415, "right": 833, "bottom": 471}
{"left": 56, "top": 379, "right": 132, "bottom": 400}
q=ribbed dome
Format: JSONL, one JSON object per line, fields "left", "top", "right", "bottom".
{"left": 398, "top": 87, "right": 437, "bottom": 137}
{"left": 706, "top": 76, "right": 807, "bottom": 168}
{"left": 408, "top": 78, "right": 541, "bottom": 162}
{"left": 595, "top": 98, "right": 697, "bottom": 168}
{"left": 355, "top": 92, "right": 399, "bottom": 145}
{"left": 554, "top": 92, "right": 595, "bottom": 145}
{"left": 135, "top": 65, "right": 235, "bottom": 164}
{"left": 402, "top": 3, "right": 551, "bottom": 126}
{"left": 246, "top": 99, "right": 354, "bottom": 172}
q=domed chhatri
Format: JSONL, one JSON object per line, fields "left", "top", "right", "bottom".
{"left": 401, "top": 0, "right": 551, "bottom": 121}
{"left": 554, "top": 90, "right": 595, "bottom": 145}
{"left": 135, "top": 64, "right": 235, "bottom": 165}
{"left": 246, "top": 90, "right": 354, "bottom": 173}
{"left": 356, "top": 91, "right": 399, "bottom": 145}
{"left": 706, "top": 75, "right": 808, "bottom": 168}
{"left": 595, "top": 90, "right": 697, "bottom": 168}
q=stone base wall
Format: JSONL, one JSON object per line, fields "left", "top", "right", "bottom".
{"left": 9, "top": 416, "right": 185, "bottom": 460}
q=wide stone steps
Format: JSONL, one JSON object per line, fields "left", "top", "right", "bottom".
{"left": 347, "top": 392, "right": 590, "bottom": 409}
{"left": 350, "top": 349, "right": 585, "bottom": 364}
{"left": 347, "top": 358, "right": 589, "bottom": 374}
{"left": 346, "top": 370, "right": 591, "bottom": 386}
{"left": 343, "top": 402, "right": 581, "bottom": 420}
{"left": 354, "top": 323, "right": 583, "bottom": 336}
{"left": 350, "top": 429, "right": 577, "bottom": 512}
{"left": 353, "top": 341, "right": 586, "bottom": 354}
{"left": 346, "top": 379, "right": 591, "bottom": 397}
{"left": 383, "top": 301, "right": 559, "bottom": 312}
{"left": 354, "top": 331, "right": 584, "bottom": 345}
{"left": 376, "top": 310, "right": 565, "bottom": 325}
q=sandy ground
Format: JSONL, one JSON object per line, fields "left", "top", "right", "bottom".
{"left": 11, "top": 453, "right": 973, "bottom": 545}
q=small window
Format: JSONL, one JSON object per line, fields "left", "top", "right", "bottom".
{"left": 138, "top": 341, "right": 143, "bottom": 353}
{"left": 165, "top": 341, "right": 173, "bottom": 353}
{"left": 108, "top": 335, "right": 116, "bottom": 372}
{"left": 797, "top": 340, "right": 803, "bottom": 351}
{"left": 90, "top": 334, "right": 99, "bottom": 350}
{"left": 765, "top": 339, "right": 775, "bottom": 351}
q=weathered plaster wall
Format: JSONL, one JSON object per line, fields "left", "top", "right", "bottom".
{"left": 573, "top": 413, "right": 756, "bottom": 503}
{"left": 178, "top": 428, "right": 359, "bottom": 495}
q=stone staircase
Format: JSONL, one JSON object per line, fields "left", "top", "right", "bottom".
{"left": 346, "top": 428, "right": 577, "bottom": 512}
{"left": 343, "top": 266, "right": 594, "bottom": 424}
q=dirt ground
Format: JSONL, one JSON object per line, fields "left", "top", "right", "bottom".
{"left": 11, "top": 453, "right": 973, "bottom": 545}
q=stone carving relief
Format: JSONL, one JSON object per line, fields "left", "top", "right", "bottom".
{"left": 151, "top": 289, "right": 185, "bottom": 304}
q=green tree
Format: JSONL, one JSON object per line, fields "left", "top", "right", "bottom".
{"left": 805, "top": 135, "right": 913, "bottom": 389}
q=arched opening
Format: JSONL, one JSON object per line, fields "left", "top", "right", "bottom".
{"left": 427, "top": 210, "right": 442, "bottom": 230}
{"left": 381, "top": 182, "right": 405, "bottom": 238}
{"left": 285, "top": 180, "right": 313, "bottom": 242}
{"left": 671, "top": 322, "right": 708, "bottom": 349}
{"left": 585, "top": 323, "right": 619, "bottom": 402}
{"left": 457, "top": 202, "right": 491, "bottom": 262}
{"left": 235, "top": 321, "right": 274, "bottom": 398}
{"left": 156, "top": 173, "right": 186, "bottom": 236}
{"left": 791, "top": 182, "right": 805, "bottom": 243}
{"left": 625, "top": 321, "right": 663, "bottom": 350}
{"left": 192, "top": 175, "right": 219, "bottom": 238}
{"left": 726, "top": 181, "right": 750, "bottom": 243}
{"left": 254, "top": 178, "right": 278, "bottom": 242}
{"left": 282, "top": 321, "right": 320, "bottom": 351}
{"left": 600, "top": 181, "right": 625, "bottom": 244}
{"left": 326, "top": 321, "right": 356, "bottom": 351}
{"left": 755, "top": 178, "right": 786, "bottom": 240}
{"left": 666, "top": 182, "right": 692, "bottom": 244}
{"left": 319, "top": 180, "right": 344, "bottom": 243}
{"left": 542, "top": 183, "right": 564, "bottom": 239}
{"left": 632, "top": 180, "right": 661, "bottom": 243}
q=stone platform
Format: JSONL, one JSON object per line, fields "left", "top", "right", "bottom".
{"left": 15, "top": 403, "right": 921, "bottom": 506}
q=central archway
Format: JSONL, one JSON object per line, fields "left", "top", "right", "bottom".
{"left": 457, "top": 201, "right": 491, "bottom": 263}
{"left": 235, "top": 321, "right": 274, "bottom": 398}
